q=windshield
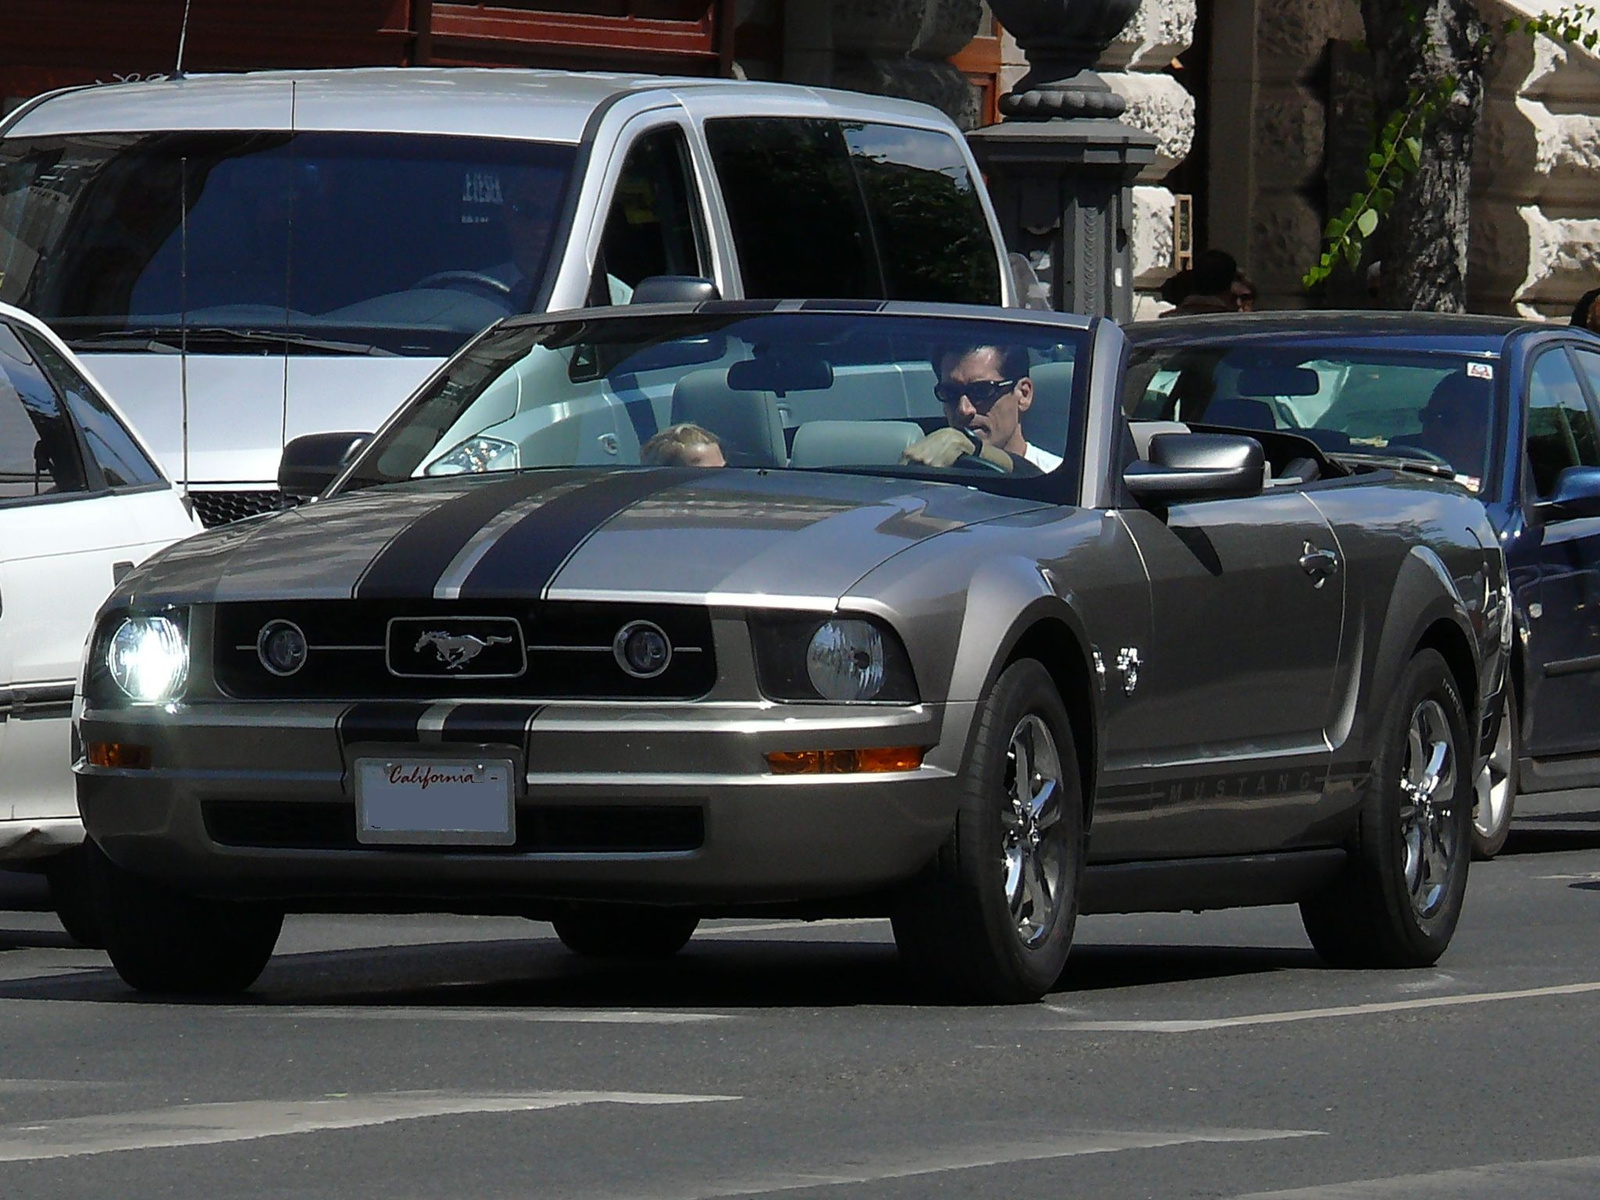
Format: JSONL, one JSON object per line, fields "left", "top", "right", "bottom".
{"left": 0, "top": 131, "right": 575, "bottom": 356}
{"left": 339, "top": 311, "right": 1087, "bottom": 491}
{"left": 1125, "top": 342, "right": 1499, "bottom": 492}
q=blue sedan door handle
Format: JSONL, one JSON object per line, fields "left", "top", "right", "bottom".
{"left": 1299, "top": 542, "right": 1340, "bottom": 585}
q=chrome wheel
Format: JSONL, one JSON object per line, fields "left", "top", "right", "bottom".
{"left": 1473, "top": 695, "right": 1514, "bottom": 843}
{"left": 1000, "top": 714, "right": 1067, "bottom": 948}
{"left": 1399, "top": 698, "right": 1460, "bottom": 921}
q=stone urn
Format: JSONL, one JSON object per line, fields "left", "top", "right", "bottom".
{"left": 988, "top": 0, "right": 1140, "bottom": 118}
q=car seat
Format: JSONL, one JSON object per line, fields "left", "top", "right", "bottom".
{"left": 670, "top": 368, "right": 788, "bottom": 467}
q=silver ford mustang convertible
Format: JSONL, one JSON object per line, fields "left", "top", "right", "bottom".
{"left": 76, "top": 302, "right": 1508, "bottom": 1002}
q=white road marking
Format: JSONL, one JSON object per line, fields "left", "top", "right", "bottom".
{"left": 694, "top": 918, "right": 889, "bottom": 937}
{"left": 622, "top": 1128, "right": 1324, "bottom": 1199}
{"left": 1046, "top": 979, "right": 1600, "bottom": 1032}
{"left": 1229, "top": 1153, "right": 1600, "bottom": 1197}
{"left": 1536, "top": 871, "right": 1600, "bottom": 881}
{"left": 264, "top": 1007, "right": 735, "bottom": 1024}
{"left": 0, "top": 1089, "right": 736, "bottom": 1163}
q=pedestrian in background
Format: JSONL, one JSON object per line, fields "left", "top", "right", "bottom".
{"left": 1571, "top": 287, "right": 1600, "bottom": 333}
{"left": 1159, "top": 248, "right": 1240, "bottom": 317}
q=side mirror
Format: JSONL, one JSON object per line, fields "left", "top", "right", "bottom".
{"left": 279, "top": 432, "right": 370, "bottom": 502}
{"left": 629, "top": 276, "right": 721, "bottom": 305}
{"left": 1124, "top": 432, "right": 1265, "bottom": 505}
{"left": 1538, "top": 464, "right": 1600, "bottom": 520}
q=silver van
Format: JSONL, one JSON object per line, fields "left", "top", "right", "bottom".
{"left": 0, "top": 68, "right": 1014, "bottom": 524}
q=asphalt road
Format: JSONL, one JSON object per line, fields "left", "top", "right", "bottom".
{"left": 2, "top": 806, "right": 1599, "bottom": 1199}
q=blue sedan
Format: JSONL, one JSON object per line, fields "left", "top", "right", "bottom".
{"left": 1126, "top": 311, "right": 1600, "bottom": 858}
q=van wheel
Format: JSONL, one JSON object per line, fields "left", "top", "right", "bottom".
{"left": 1301, "top": 649, "right": 1471, "bottom": 968}
{"left": 1471, "top": 689, "right": 1517, "bottom": 860}
{"left": 550, "top": 907, "right": 699, "bottom": 958}
{"left": 86, "top": 841, "right": 282, "bottom": 994}
{"left": 892, "top": 659, "right": 1084, "bottom": 1004}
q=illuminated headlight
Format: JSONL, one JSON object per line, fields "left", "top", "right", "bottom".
{"left": 750, "top": 613, "right": 918, "bottom": 704}
{"left": 425, "top": 435, "right": 518, "bottom": 476}
{"left": 107, "top": 616, "right": 189, "bottom": 704}
{"left": 807, "top": 619, "right": 886, "bottom": 701}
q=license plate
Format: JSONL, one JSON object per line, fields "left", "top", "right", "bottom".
{"left": 354, "top": 757, "right": 515, "bottom": 846}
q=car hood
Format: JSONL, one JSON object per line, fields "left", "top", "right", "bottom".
{"left": 125, "top": 469, "right": 1050, "bottom": 608}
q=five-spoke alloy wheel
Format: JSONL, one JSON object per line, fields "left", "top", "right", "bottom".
{"left": 893, "top": 659, "right": 1084, "bottom": 1003}
{"left": 1471, "top": 689, "right": 1517, "bottom": 860}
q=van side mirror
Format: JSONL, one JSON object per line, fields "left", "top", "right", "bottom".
{"left": 629, "top": 276, "right": 720, "bottom": 305}
{"left": 279, "top": 432, "right": 370, "bottom": 502}
{"left": 1124, "top": 432, "right": 1265, "bottom": 505}
{"left": 1537, "top": 464, "right": 1600, "bottom": 520}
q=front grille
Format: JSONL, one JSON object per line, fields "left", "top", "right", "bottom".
{"left": 213, "top": 600, "right": 716, "bottom": 701}
{"left": 191, "top": 489, "right": 283, "bottom": 527}
{"left": 203, "top": 801, "right": 704, "bottom": 853}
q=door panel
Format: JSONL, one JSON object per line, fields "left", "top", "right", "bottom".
{"left": 1118, "top": 490, "right": 1343, "bottom": 857}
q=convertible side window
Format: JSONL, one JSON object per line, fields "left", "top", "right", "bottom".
{"left": 1527, "top": 349, "right": 1600, "bottom": 499}
{"left": 592, "top": 125, "right": 709, "bottom": 306}
{"left": 0, "top": 323, "right": 88, "bottom": 502}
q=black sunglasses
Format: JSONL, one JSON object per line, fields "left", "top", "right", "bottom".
{"left": 934, "top": 378, "right": 1020, "bottom": 410}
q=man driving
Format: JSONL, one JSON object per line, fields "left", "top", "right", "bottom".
{"left": 902, "top": 343, "right": 1063, "bottom": 474}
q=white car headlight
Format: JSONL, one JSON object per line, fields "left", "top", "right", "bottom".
{"left": 425, "top": 435, "right": 519, "bottom": 476}
{"left": 806, "top": 619, "right": 886, "bottom": 702}
{"left": 108, "top": 616, "right": 189, "bottom": 704}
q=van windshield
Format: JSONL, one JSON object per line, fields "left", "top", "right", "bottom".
{"left": 0, "top": 131, "right": 576, "bottom": 356}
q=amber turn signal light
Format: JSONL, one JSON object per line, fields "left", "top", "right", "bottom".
{"left": 766, "top": 746, "right": 925, "bottom": 775}
{"left": 87, "top": 742, "right": 152, "bottom": 770}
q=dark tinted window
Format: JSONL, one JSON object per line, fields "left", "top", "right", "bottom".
{"left": 1527, "top": 348, "right": 1600, "bottom": 498}
{"left": 0, "top": 323, "right": 87, "bottom": 501}
{"left": 704, "top": 117, "right": 880, "bottom": 300}
{"left": 593, "top": 125, "right": 707, "bottom": 304}
{"left": 842, "top": 123, "right": 1000, "bottom": 304}
{"left": 15, "top": 326, "right": 162, "bottom": 488}
{"left": 0, "top": 132, "right": 576, "bottom": 355}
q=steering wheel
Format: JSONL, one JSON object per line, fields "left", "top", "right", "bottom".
{"left": 411, "top": 270, "right": 513, "bottom": 299}
{"left": 949, "top": 448, "right": 1010, "bottom": 474}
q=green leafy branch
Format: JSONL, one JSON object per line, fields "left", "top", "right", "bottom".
{"left": 1303, "top": 3, "right": 1598, "bottom": 294}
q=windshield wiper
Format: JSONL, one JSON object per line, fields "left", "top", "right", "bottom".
{"left": 69, "top": 327, "right": 395, "bottom": 356}
{"left": 1327, "top": 451, "right": 1458, "bottom": 481}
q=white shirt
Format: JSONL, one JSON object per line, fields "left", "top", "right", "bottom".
{"left": 1023, "top": 442, "right": 1063, "bottom": 473}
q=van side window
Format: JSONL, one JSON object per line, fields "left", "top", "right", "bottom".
{"left": 16, "top": 327, "right": 163, "bottom": 488}
{"left": 592, "top": 126, "right": 709, "bottom": 305}
{"left": 1528, "top": 349, "right": 1600, "bottom": 499}
{"left": 0, "top": 323, "right": 87, "bottom": 502}
{"left": 841, "top": 123, "right": 1001, "bottom": 305}
{"left": 704, "top": 117, "right": 880, "bottom": 300}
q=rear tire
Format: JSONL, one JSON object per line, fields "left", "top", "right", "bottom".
{"left": 86, "top": 840, "right": 282, "bottom": 994}
{"left": 1471, "top": 688, "right": 1517, "bottom": 860}
{"left": 892, "top": 659, "right": 1084, "bottom": 1004}
{"left": 1301, "top": 649, "right": 1471, "bottom": 968}
{"left": 550, "top": 907, "right": 699, "bottom": 959}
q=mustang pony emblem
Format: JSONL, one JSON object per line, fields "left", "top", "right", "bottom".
{"left": 414, "top": 630, "right": 514, "bottom": 670}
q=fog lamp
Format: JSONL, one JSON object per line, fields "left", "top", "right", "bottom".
{"left": 257, "top": 620, "right": 309, "bottom": 676}
{"left": 614, "top": 620, "right": 672, "bottom": 679}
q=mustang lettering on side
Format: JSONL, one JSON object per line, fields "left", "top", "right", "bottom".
{"left": 75, "top": 302, "right": 1509, "bottom": 1003}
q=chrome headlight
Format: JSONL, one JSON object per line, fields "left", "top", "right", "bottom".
{"left": 107, "top": 616, "right": 189, "bottom": 704}
{"left": 425, "top": 435, "right": 518, "bottom": 476}
{"left": 751, "top": 613, "right": 918, "bottom": 704}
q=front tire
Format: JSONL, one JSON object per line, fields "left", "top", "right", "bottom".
{"left": 550, "top": 907, "right": 699, "bottom": 959}
{"left": 1471, "top": 688, "right": 1517, "bottom": 860}
{"left": 86, "top": 840, "right": 282, "bottom": 994}
{"left": 45, "top": 846, "right": 106, "bottom": 949}
{"left": 1301, "top": 649, "right": 1472, "bottom": 968}
{"left": 892, "top": 659, "right": 1084, "bottom": 1004}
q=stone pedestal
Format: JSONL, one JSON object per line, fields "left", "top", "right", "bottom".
{"left": 968, "top": 117, "right": 1157, "bottom": 319}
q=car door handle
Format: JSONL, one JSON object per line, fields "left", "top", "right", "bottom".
{"left": 1299, "top": 544, "right": 1340, "bottom": 582}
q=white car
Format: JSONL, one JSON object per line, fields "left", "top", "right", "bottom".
{"left": 0, "top": 301, "right": 200, "bottom": 939}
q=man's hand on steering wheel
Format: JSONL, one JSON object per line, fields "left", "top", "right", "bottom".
{"left": 901, "top": 428, "right": 1011, "bottom": 473}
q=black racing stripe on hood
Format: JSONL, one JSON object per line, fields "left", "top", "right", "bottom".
{"left": 354, "top": 474, "right": 567, "bottom": 599}
{"left": 337, "top": 702, "right": 431, "bottom": 746}
{"left": 457, "top": 468, "right": 711, "bottom": 599}
{"left": 440, "top": 703, "right": 544, "bottom": 745}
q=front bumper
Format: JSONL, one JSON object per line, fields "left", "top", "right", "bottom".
{"left": 76, "top": 697, "right": 971, "bottom": 911}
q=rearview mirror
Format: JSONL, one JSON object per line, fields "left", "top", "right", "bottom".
{"left": 279, "top": 432, "right": 370, "bottom": 502}
{"left": 726, "top": 354, "right": 834, "bottom": 395}
{"left": 1124, "top": 432, "right": 1264, "bottom": 505}
{"left": 1538, "top": 464, "right": 1600, "bottom": 520}
{"left": 1236, "top": 366, "right": 1320, "bottom": 397}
